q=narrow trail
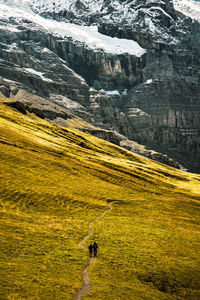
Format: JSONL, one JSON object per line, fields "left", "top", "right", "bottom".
{"left": 73, "top": 202, "right": 113, "bottom": 300}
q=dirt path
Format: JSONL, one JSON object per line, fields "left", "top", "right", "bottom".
{"left": 73, "top": 203, "right": 113, "bottom": 300}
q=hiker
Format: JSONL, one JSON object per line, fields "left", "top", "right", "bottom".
{"left": 88, "top": 244, "right": 93, "bottom": 257}
{"left": 93, "top": 242, "right": 98, "bottom": 257}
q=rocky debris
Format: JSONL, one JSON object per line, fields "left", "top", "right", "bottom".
{"left": 0, "top": 0, "right": 200, "bottom": 172}
{"left": 81, "top": 129, "right": 121, "bottom": 146}
{"left": 81, "top": 127, "right": 184, "bottom": 169}
{"left": 0, "top": 79, "right": 187, "bottom": 170}
{"left": 6, "top": 100, "right": 27, "bottom": 115}
{"left": 0, "top": 82, "right": 75, "bottom": 121}
{"left": 6, "top": 100, "right": 56, "bottom": 119}
{"left": 0, "top": 84, "right": 10, "bottom": 98}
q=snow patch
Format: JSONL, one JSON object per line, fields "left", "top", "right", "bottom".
{"left": 149, "top": 6, "right": 174, "bottom": 20}
{"left": 0, "top": 24, "right": 20, "bottom": 32}
{"left": 0, "top": 0, "right": 31, "bottom": 10}
{"left": 100, "top": 89, "right": 120, "bottom": 96}
{"left": 0, "top": 2, "right": 146, "bottom": 57}
{"left": 24, "top": 68, "right": 53, "bottom": 82}
{"left": 173, "top": 0, "right": 200, "bottom": 22}
{"left": 30, "top": 0, "right": 105, "bottom": 15}
{"left": 36, "top": 22, "right": 146, "bottom": 56}
{"left": 121, "top": 89, "right": 128, "bottom": 96}
{"left": 144, "top": 79, "right": 153, "bottom": 85}
{"left": 99, "top": 89, "right": 128, "bottom": 96}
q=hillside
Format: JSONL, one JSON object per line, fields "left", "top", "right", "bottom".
{"left": 0, "top": 98, "right": 200, "bottom": 299}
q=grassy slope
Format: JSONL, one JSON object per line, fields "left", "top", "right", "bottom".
{"left": 0, "top": 98, "right": 200, "bottom": 300}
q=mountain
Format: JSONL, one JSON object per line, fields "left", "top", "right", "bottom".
{"left": 0, "top": 0, "right": 200, "bottom": 172}
{"left": 0, "top": 97, "right": 200, "bottom": 299}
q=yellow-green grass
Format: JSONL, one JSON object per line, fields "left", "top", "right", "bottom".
{"left": 0, "top": 98, "right": 200, "bottom": 299}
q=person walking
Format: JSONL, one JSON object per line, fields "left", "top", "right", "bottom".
{"left": 88, "top": 244, "right": 93, "bottom": 257}
{"left": 93, "top": 242, "right": 98, "bottom": 257}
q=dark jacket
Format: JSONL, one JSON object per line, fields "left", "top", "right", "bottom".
{"left": 93, "top": 242, "right": 98, "bottom": 249}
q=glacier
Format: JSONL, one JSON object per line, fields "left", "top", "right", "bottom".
{"left": 0, "top": 1, "right": 146, "bottom": 56}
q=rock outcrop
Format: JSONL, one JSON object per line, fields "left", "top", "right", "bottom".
{"left": 0, "top": 0, "right": 200, "bottom": 172}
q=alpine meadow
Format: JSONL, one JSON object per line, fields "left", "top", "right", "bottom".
{"left": 0, "top": 98, "right": 200, "bottom": 300}
{"left": 1, "top": 0, "right": 200, "bottom": 299}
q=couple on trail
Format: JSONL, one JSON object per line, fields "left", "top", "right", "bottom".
{"left": 88, "top": 242, "right": 98, "bottom": 257}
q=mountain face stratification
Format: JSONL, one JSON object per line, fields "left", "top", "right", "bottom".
{"left": 0, "top": 0, "right": 200, "bottom": 172}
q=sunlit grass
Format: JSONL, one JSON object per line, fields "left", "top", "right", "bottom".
{"left": 0, "top": 98, "right": 200, "bottom": 299}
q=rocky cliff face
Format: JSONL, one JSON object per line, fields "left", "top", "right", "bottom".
{"left": 0, "top": 0, "right": 200, "bottom": 172}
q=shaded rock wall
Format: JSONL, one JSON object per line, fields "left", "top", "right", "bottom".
{"left": 46, "top": 34, "right": 146, "bottom": 90}
{"left": 0, "top": 0, "right": 200, "bottom": 172}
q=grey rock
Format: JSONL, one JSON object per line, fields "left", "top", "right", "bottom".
{"left": 0, "top": 0, "right": 200, "bottom": 172}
